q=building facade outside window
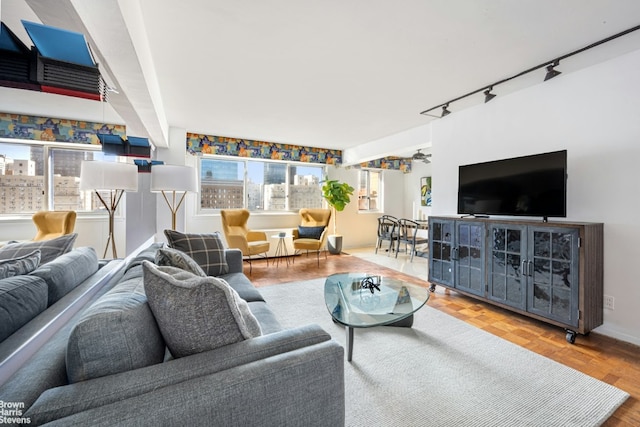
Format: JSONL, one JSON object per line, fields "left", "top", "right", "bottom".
{"left": 199, "top": 157, "right": 325, "bottom": 212}
{"left": 0, "top": 141, "right": 114, "bottom": 214}
{"left": 358, "top": 169, "right": 381, "bottom": 211}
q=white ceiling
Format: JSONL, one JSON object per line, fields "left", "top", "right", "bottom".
{"left": 4, "top": 0, "right": 640, "bottom": 158}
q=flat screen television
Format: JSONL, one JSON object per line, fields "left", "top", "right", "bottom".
{"left": 457, "top": 150, "right": 567, "bottom": 219}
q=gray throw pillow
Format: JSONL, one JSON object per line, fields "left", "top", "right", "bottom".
{"left": 164, "top": 230, "right": 228, "bottom": 276}
{"left": 142, "top": 261, "right": 262, "bottom": 358}
{"left": 0, "top": 234, "right": 77, "bottom": 265}
{"left": 0, "top": 250, "right": 41, "bottom": 280}
{"left": 155, "top": 247, "right": 207, "bottom": 277}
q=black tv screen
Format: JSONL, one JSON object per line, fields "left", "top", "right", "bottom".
{"left": 457, "top": 150, "right": 567, "bottom": 218}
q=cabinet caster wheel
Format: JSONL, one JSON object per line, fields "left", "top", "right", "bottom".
{"left": 429, "top": 284, "right": 436, "bottom": 293}
{"left": 565, "top": 330, "right": 577, "bottom": 344}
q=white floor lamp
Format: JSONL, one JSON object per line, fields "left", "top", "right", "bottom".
{"left": 79, "top": 160, "right": 138, "bottom": 259}
{"left": 151, "top": 165, "right": 197, "bottom": 231}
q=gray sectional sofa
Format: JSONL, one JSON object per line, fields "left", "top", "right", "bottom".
{"left": 0, "top": 234, "right": 94, "bottom": 343}
{"left": 0, "top": 241, "right": 345, "bottom": 426}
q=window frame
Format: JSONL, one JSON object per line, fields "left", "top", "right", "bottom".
{"left": 0, "top": 137, "right": 122, "bottom": 216}
{"left": 197, "top": 154, "right": 326, "bottom": 214}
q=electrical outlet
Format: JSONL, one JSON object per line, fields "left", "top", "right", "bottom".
{"left": 604, "top": 295, "right": 615, "bottom": 310}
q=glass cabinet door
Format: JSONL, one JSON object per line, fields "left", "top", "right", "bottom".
{"left": 527, "top": 227, "right": 580, "bottom": 326}
{"left": 428, "top": 219, "right": 454, "bottom": 286}
{"left": 454, "top": 222, "right": 485, "bottom": 296}
{"left": 487, "top": 224, "right": 527, "bottom": 309}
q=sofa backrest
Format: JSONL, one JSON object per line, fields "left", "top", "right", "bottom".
{"left": 30, "top": 247, "right": 99, "bottom": 306}
{"left": 0, "top": 275, "right": 48, "bottom": 342}
{"left": 65, "top": 256, "right": 166, "bottom": 383}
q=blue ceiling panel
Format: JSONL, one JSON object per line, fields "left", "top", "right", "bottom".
{"left": 22, "top": 20, "right": 95, "bottom": 66}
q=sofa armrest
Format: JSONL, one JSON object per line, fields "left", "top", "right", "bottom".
{"left": 31, "top": 339, "right": 344, "bottom": 426}
{"left": 27, "top": 325, "right": 341, "bottom": 424}
{"left": 224, "top": 248, "right": 243, "bottom": 273}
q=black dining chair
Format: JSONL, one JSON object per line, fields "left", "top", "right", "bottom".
{"left": 375, "top": 216, "right": 399, "bottom": 255}
{"left": 396, "top": 218, "right": 429, "bottom": 261}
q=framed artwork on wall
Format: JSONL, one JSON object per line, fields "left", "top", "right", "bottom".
{"left": 421, "top": 177, "right": 432, "bottom": 207}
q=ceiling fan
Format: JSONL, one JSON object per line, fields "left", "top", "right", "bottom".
{"left": 411, "top": 149, "right": 432, "bottom": 163}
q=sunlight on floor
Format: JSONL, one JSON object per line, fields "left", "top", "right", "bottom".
{"left": 346, "top": 246, "right": 428, "bottom": 282}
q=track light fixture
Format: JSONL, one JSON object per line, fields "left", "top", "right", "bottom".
{"left": 484, "top": 87, "right": 496, "bottom": 103}
{"left": 544, "top": 61, "right": 562, "bottom": 81}
{"left": 419, "top": 23, "right": 640, "bottom": 118}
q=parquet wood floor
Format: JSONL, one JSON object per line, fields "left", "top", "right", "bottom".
{"left": 246, "top": 251, "right": 640, "bottom": 426}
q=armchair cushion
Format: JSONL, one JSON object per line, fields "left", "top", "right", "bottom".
{"left": 0, "top": 250, "right": 41, "bottom": 280}
{"left": 297, "top": 226, "right": 325, "bottom": 240}
{"left": 142, "top": 262, "right": 262, "bottom": 358}
{"left": 0, "top": 233, "right": 77, "bottom": 265}
{"left": 164, "top": 230, "right": 229, "bottom": 277}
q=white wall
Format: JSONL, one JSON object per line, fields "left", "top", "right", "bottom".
{"left": 428, "top": 48, "right": 640, "bottom": 345}
{"left": 405, "top": 161, "right": 433, "bottom": 220}
{"left": 0, "top": 86, "right": 122, "bottom": 124}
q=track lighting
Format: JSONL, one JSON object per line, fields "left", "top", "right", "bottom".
{"left": 419, "top": 23, "right": 640, "bottom": 118}
{"left": 484, "top": 87, "right": 496, "bottom": 103}
{"left": 544, "top": 61, "right": 562, "bottom": 81}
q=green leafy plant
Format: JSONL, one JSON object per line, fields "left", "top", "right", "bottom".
{"left": 322, "top": 178, "right": 355, "bottom": 235}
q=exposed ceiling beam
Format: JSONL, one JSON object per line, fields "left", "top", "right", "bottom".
{"left": 25, "top": 0, "right": 169, "bottom": 148}
{"left": 342, "top": 124, "right": 432, "bottom": 166}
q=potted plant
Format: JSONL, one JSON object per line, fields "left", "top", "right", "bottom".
{"left": 322, "top": 178, "right": 355, "bottom": 254}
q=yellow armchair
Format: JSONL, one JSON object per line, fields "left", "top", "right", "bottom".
{"left": 220, "top": 209, "right": 270, "bottom": 273}
{"left": 32, "top": 210, "right": 77, "bottom": 241}
{"left": 292, "top": 208, "right": 331, "bottom": 266}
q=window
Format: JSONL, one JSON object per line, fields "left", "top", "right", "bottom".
{"left": 200, "top": 158, "right": 245, "bottom": 210}
{"left": 199, "top": 156, "right": 324, "bottom": 212}
{"left": 358, "top": 169, "right": 381, "bottom": 211}
{"left": 0, "top": 141, "right": 110, "bottom": 214}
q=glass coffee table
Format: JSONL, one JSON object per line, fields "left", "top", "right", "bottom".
{"left": 324, "top": 273, "right": 431, "bottom": 361}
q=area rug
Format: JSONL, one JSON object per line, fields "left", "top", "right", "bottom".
{"left": 259, "top": 279, "right": 629, "bottom": 427}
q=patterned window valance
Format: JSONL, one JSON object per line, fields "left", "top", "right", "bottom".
{"left": 0, "top": 112, "right": 125, "bottom": 145}
{"left": 186, "top": 133, "right": 342, "bottom": 165}
{"left": 360, "top": 157, "right": 412, "bottom": 173}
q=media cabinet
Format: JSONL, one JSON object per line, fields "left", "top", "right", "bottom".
{"left": 427, "top": 216, "right": 603, "bottom": 343}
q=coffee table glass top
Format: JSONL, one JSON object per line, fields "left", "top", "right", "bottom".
{"left": 324, "top": 273, "right": 430, "bottom": 328}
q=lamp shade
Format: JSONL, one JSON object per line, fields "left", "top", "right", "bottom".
{"left": 79, "top": 161, "right": 138, "bottom": 191}
{"left": 150, "top": 165, "right": 197, "bottom": 193}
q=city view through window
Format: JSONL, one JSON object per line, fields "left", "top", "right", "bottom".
{"left": 0, "top": 142, "right": 110, "bottom": 214}
{"left": 200, "top": 158, "right": 325, "bottom": 211}
{"left": 1, "top": 143, "right": 359, "bottom": 214}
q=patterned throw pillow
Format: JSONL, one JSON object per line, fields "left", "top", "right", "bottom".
{"left": 0, "top": 250, "right": 41, "bottom": 280}
{"left": 142, "top": 261, "right": 262, "bottom": 358}
{"left": 298, "top": 226, "right": 325, "bottom": 240}
{"left": 0, "top": 234, "right": 77, "bottom": 265}
{"left": 155, "top": 247, "right": 206, "bottom": 277}
{"left": 164, "top": 230, "right": 228, "bottom": 276}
